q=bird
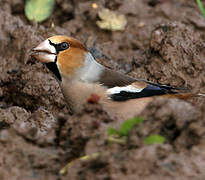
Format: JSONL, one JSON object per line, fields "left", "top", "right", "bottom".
{"left": 30, "top": 35, "right": 200, "bottom": 120}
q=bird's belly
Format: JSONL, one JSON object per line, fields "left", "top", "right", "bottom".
{"left": 60, "top": 80, "right": 107, "bottom": 112}
{"left": 101, "top": 97, "right": 153, "bottom": 121}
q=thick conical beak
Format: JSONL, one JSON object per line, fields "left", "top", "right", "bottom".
{"left": 31, "top": 39, "right": 57, "bottom": 63}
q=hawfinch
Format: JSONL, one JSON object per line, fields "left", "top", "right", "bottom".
{"left": 30, "top": 35, "right": 193, "bottom": 120}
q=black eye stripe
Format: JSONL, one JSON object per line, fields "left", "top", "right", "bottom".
{"left": 56, "top": 42, "right": 69, "bottom": 51}
{"left": 48, "top": 40, "right": 70, "bottom": 54}
{"left": 61, "top": 42, "right": 69, "bottom": 49}
{"left": 48, "top": 39, "right": 55, "bottom": 46}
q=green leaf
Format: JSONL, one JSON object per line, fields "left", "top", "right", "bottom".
{"left": 118, "top": 117, "right": 144, "bottom": 136}
{"left": 108, "top": 117, "right": 144, "bottom": 137}
{"left": 144, "top": 134, "right": 165, "bottom": 145}
{"left": 25, "top": 0, "right": 55, "bottom": 22}
{"left": 197, "top": 0, "right": 205, "bottom": 18}
{"left": 108, "top": 127, "right": 120, "bottom": 136}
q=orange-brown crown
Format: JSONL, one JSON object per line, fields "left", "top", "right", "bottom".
{"left": 48, "top": 35, "right": 87, "bottom": 51}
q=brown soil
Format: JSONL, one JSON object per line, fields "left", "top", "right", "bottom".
{"left": 0, "top": 0, "right": 205, "bottom": 179}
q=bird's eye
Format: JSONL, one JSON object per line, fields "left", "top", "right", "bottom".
{"left": 60, "top": 42, "right": 69, "bottom": 50}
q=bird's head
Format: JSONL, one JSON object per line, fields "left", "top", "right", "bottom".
{"left": 31, "top": 35, "right": 88, "bottom": 82}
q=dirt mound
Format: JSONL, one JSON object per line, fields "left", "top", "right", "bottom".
{"left": 60, "top": 99, "right": 205, "bottom": 180}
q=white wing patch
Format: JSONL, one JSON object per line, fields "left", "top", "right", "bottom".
{"left": 107, "top": 85, "right": 144, "bottom": 95}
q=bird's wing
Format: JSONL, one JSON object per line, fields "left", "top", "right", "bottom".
{"left": 98, "top": 68, "right": 137, "bottom": 88}
{"left": 99, "top": 68, "right": 185, "bottom": 101}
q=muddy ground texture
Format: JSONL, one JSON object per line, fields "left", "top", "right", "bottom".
{"left": 0, "top": 0, "right": 205, "bottom": 179}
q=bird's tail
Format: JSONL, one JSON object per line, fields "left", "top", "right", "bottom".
{"left": 163, "top": 92, "right": 205, "bottom": 100}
